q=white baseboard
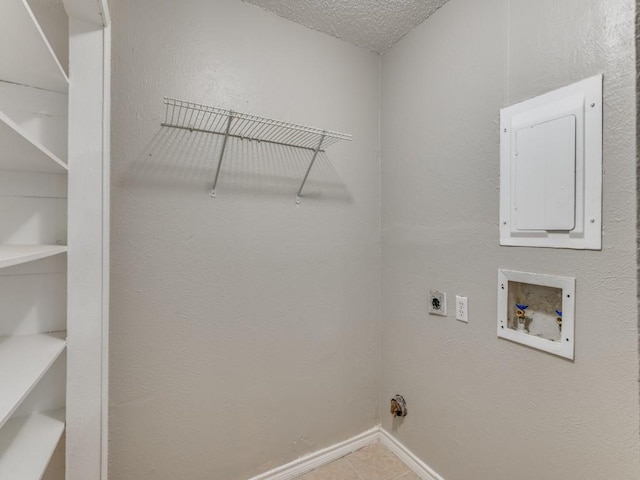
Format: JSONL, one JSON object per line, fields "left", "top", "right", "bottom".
{"left": 379, "top": 428, "right": 445, "bottom": 480}
{"left": 248, "top": 426, "right": 446, "bottom": 480}
{"left": 247, "top": 427, "right": 380, "bottom": 480}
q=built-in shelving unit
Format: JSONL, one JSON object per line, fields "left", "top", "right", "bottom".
{"left": 0, "top": 245, "right": 67, "bottom": 269}
{"left": 0, "top": 0, "right": 109, "bottom": 477}
{"left": 0, "top": 0, "right": 68, "bottom": 93}
{"left": 0, "top": 409, "right": 65, "bottom": 479}
{"left": 0, "top": 0, "right": 70, "bottom": 478}
{"left": 0, "top": 110, "right": 68, "bottom": 172}
{"left": 161, "top": 97, "right": 352, "bottom": 202}
{"left": 0, "top": 333, "right": 66, "bottom": 429}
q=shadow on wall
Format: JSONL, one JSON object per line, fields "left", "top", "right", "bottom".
{"left": 116, "top": 126, "right": 353, "bottom": 204}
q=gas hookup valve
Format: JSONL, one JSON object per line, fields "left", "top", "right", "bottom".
{"left": 390, "top": 394, "right": 407, "bottom": 417}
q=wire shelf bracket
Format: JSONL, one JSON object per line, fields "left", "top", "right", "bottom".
{"left": 161, "top": 97, "right": 352, "bottom": 202}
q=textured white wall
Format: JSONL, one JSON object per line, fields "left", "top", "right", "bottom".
{"left": 381, "top": 1, "right": 639, "bottom": 479}
{"left": 111, "top": 0, "right": 640, "bottom": 478}
{"left": 109, "top": 1, "right": 380, "bottom": 479}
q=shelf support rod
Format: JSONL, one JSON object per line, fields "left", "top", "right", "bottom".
{"left": 296, "top": 134, "right": 326, "bottom": 204}
{"left": 211, "top": 113, "right": 234, "bottom": 197}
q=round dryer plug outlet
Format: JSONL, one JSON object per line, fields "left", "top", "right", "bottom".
{"left": 428, "top": 290, "right": 447, "bottom": 316}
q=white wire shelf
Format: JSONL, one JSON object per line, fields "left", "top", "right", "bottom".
{"left": 161, "top": 97, "right": 352, "bottom": 202}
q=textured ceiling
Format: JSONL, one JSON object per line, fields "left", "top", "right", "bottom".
{"left": 241, "top": 0, "right": 450, "bottom": 53}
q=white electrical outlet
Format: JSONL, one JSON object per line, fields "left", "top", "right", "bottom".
{"left": 428, "top": 291, "right": 447, "bottom": 316}
{"left": 456, "top": 295, "right": 468, "bottom": 323}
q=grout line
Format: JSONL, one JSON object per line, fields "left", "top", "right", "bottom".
{"left": 390, "top": 467, "right": 411, "bottom": 479}
{"left": 343, "top": 445, "right": 365, "bottom": 480}
{"left": 392, "top": 472, "right": 412, "bottom": 480}
{"left": 387, "top": 446, "right": 411, "bottom": 479}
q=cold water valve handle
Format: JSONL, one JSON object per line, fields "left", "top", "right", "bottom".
{"left": 390, "top": 394, "right": 407, "bottom": 417}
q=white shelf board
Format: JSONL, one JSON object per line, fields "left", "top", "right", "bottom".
{"left": 0, "top": 109, "right": 68, "bottom": 173}
{"left": 0, "top": 0, "right": 68, "bottom": 93}
{"left": 0, "top": 409, "right": 65, "bottom": 479}
{"left": 0, "top": 245, "right": 67, "bottom": 270}
{"left": 0, "top": 333, "right": 66, "bottom": 429}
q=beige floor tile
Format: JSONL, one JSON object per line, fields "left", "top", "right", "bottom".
{"left": 294, "top": 442, "right": 415, "bottom": 480}
{"left": 346, "top": 442, "right": 410, "bottom": 480}
{"left": 299, "top": 457, "right": 360, "bottom": 480}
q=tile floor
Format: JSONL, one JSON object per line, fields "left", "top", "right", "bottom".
{"left": 296, "top": 442, "right": 419, "bottom": 480}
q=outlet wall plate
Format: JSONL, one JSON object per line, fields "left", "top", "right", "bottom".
{"left": 428, "top": 290, "right": 447, "bottom": 316}
{"left": 456, "top": 295, "right": 468, "bottom": 323}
